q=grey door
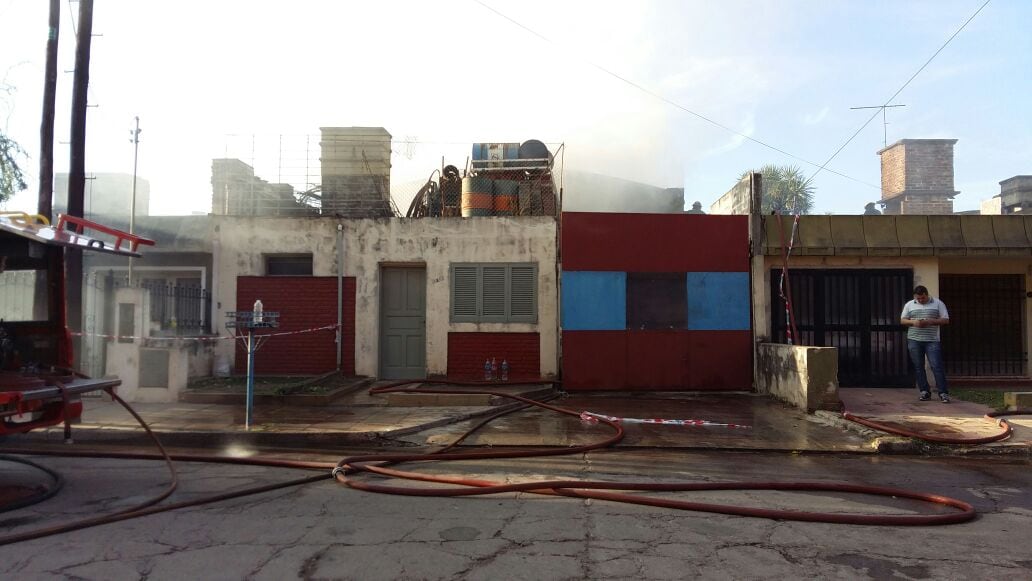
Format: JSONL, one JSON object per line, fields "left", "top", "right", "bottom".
{"left": 380, "top": 267, "right": 426, "bottom": 379}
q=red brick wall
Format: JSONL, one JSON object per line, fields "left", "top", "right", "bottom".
{"left": 235, "top": 277, "right": 355, "bottom": 375}
{"left": 447, "top": 332, "right": 540, "bottom": 381}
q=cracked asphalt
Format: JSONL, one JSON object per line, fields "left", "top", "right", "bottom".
{"left": 0, "top": 450, "right": 1029, "bottom": 580}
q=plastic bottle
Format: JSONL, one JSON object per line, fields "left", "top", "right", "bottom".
{"left": 491, "top": 358, "right": 498, "bottom": 382}
{"left": 500, "top": 359, "right": 509, "bottom": 382}
{"left": 484, "top": 359, "right": 492, "bottom": 381}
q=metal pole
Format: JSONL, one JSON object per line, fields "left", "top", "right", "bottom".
{"left": 245, "top": 329, "right": 255, "bottom": 429}
{"left": 128, "top": 116, "right": 140, "bottom": 283}
{"left": 336, "top": 223, "right": 343, "bottom": 370}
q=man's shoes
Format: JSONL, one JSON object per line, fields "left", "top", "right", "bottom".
{"left": 919, "top": 391, "right": 931, "bottom": 401}
{"left": 939, "top": 393, "right": 950, "bottom": 403}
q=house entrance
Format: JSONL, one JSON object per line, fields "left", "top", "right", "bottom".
{"left": 771, "top": 269, "right": 912, "bottom": 387}
{"left": 940, "top": 274, "right": 1026, "bottom": 376}
{"left": 379, "top": 266, "right": 427, "bottom": 379}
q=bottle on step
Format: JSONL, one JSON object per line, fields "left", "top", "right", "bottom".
{"left": 484, "top": 359, "right": 492, "bottom": 381}
{"left": 501, "top": 359, "right": 509, "bottom": 382}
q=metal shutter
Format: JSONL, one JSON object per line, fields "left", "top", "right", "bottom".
{"left": 451, "top": 265, "right": 479, "bottom": 321}
{"left": 482, "top": 266, "right": 507, "bottom": 318}
{"left": 509, "top": 265, "right": 537, "bottom": 322}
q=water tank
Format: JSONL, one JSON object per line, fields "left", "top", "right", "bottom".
{"left": 461, "top": 176, "right": 494, "bottom": 217}
{"left": 493, "top": 180, "right": 519, "bottom": 216}
{"left": 517, "top": 140, "right": 550, "bottom": 166}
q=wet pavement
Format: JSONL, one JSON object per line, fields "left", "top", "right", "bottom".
{"left": 838, "top": 387, "right": 1032, "bottom": 454}
{"left": 10, "top": 385, "right": 1031, "bottom": 455}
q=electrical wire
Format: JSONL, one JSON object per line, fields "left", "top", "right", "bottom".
{"left": 470, "top": 0, "right": 877, "bottom": 190}
{"left": 802, "top": 0, "right": 992, "bottom": 189}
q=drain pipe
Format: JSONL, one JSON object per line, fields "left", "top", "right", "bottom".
{"left": 336, "top": 223, "right": 344, "bottom": 371}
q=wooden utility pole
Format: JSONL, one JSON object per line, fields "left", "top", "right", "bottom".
{"left": 38, "top": 0, "right": 60, "bottom": 220}
{"left": 67, "top": 0, "right": 95, "bottom": 361}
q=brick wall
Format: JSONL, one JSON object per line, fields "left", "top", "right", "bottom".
{"left": 904, "top": 142, "right": 955, "bottom": 193}
{"left": 880, "top": 145, "right": 906, "bottom": 199}
{"left": 235, "top": 276, "right": 356, "bottom": 375}
{"left": 901, "top": 197, "right": 954, "bottom": 215}
{"left": 447, "top": 332, "right": 540, "bottom": 381}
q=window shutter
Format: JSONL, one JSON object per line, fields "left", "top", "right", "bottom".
{"left": 452, "top": 266, "right": 478, "bottom": 320}
{"left": 509, "top": 265, "right": 536, "bottom": 321}
{"left": 482, "top": 266, "right": 507, "bottom": 318}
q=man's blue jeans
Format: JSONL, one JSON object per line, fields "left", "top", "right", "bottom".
{"left": 908, "top": 339, "right": 948, "bottom": 395}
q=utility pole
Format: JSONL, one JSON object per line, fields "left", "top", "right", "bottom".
{"left": 850, "top": 104, "right": 906, "bottom": 148}
{"left": 66, "top": 0, "right": 94, "bottom": 367}
{"left": 128, "top": 116, "right": 141, "bottom": 283}
{"left": 38, "top": 0, "right": 60, "bottom": 221}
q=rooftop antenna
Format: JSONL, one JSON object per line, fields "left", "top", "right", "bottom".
{"left": 849, "top": 104, "right": 906, "bottom": 148}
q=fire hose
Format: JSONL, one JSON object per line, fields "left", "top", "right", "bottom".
{"left": 843, "top": 408, "right": 1026, "bottom": 445}
{"left": 0, "top": 379, "right": 983, "bottom": 546}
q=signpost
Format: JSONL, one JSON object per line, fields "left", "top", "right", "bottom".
{"left": 226, "top": 300, "right": 279, "bottom": 429}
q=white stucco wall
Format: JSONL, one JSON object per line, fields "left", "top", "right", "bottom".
{"left": 211, "top": 216, "right": 559, "bottom": 379}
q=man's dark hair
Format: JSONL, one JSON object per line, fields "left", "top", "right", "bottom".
{"left": 913, "top": 285, "right": 929, "bottom": 295}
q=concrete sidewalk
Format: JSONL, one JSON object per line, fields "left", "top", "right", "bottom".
{"left": 12, "top": 385, "right": 1031, "bottom": 455}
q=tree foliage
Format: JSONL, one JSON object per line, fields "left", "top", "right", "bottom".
{"left": 741, "top": 164, "right": 815, "bottom": 215}
{"left": 0, "top": 131, "right": 28, "bottom": 204}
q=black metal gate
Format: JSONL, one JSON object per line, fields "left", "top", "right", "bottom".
{"left": 771, "top": 269, "right": 912, "bottom": 387}
{"left": 940, "top": 274, "right": 1026, "bottom": 376}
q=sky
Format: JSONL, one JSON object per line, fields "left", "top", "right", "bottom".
{"left": 1, "top": 0, "right": 1029, "bottom": 216}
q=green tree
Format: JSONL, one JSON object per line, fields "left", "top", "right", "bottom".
{"left": 0, "top": 130, "right": 28, "bottom": 204}
{"left": 741, "top": 164, "right": 815, "bottom": 215}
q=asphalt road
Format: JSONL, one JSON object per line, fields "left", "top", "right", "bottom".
{"left": 0, "top": 448, "right": 1029, "bottom": 580}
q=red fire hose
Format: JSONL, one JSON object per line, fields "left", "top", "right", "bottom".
{"left": 0, "top": 379, "right": 984, "bottom": 546}
{"left": 843, "top": 408, "right": 1026, "bottom": 445}
{"left": 333, "top": 380, "right": 977, "bottom": 526}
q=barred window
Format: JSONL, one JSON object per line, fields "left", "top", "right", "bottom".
{"left": 450, "top": 263, "right": 538, "bottom": 323}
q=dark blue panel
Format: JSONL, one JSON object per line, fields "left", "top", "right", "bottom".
{"left": 686, "top": 272, "right": 751, "bottom": 331}
{"left": 561, "top": 271, "right": 626, "bottom": 330}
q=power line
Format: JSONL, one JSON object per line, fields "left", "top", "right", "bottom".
{"left": 470, "top": 0, "right": 879, "bottom": 190}
{"left": 804, "top": 0, "right": 991, "bottom": 189}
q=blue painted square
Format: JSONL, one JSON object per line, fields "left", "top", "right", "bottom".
{"left": 562, "top": 271, "right": 627, "bottom": 330}
{"left": 686, "top": 272, "right": 751, "bottom": 330}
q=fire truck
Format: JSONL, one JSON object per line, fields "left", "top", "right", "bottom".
{"left": 0, "top": 212, "right": 153, "bottom": 436}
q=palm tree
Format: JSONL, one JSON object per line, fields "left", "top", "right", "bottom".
{"left": 741, "top": 164, "right": 815, "bottom": 215}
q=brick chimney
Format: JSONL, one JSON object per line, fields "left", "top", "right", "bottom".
{"left": 877, "top": 139, "right": 958, "bottom": 214}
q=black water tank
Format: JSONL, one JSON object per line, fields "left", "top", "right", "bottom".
{"left": 518, "top": 139, "right": 550, "bottom": 163}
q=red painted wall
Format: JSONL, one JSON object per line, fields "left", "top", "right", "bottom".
{"left": 561, "top": 212, "right": 749, "bottom": 272}
{"left": 562, "top": 331, "right": 752, "bottom": 391}
{"left": 235, "top": 277, "right": 355, "bottom": 375}
{"left": 447, "top": 332, "right": 540, "bottom": 381}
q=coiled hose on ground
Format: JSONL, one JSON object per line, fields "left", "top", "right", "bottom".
{"left": 0, "top": 379, "right": 989, "bottom": 546}
{"left": 843, "top": 408, "right": 1027, "bottom": 445}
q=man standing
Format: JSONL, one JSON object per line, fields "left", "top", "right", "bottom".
{"left": 900, "top": 285, "right": 951, "bottom": 402}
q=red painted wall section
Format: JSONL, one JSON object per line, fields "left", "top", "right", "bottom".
{"left": 447, "top": 332, "right": 540, "bottom": 381}
{"left": 235, "top": 277, "right": 356, "bottom": 376}
{"left": 562, "top": 332, "right": 628, "bottom": 390}
{"left": 561, "top": 212, "right": 749, "bottom": 272}
{"left": 563, "top": 330, "right": 752, "bottom": 391}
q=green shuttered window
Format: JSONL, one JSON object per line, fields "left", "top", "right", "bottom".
{"left": 450, "top": 263, "right": 538, "bottom": 323}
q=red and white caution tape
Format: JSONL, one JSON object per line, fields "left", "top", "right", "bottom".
{"left": 579, "top": 411, "right": 751, "bottom": 429}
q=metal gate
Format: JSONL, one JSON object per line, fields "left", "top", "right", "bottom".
{"left": 940, "top": 274, "right": 1026, "bottom": 376}
{"left": 771, "top": 269, "right": 912, "bottom": 387}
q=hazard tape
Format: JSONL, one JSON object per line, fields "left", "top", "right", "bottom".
{"left": 580, "top": 411, "right": 751, "bottom": 429}
{"left": 71, "top": 323, "right": 341, "bottom": 342}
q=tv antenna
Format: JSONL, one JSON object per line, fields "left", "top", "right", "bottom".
{"left": 850, "top": 104, "right": 906, "bottom": 147}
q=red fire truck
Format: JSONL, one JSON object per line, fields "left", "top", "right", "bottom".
{"left": 0, "top": 212, "right": 153, "bottom": 435}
